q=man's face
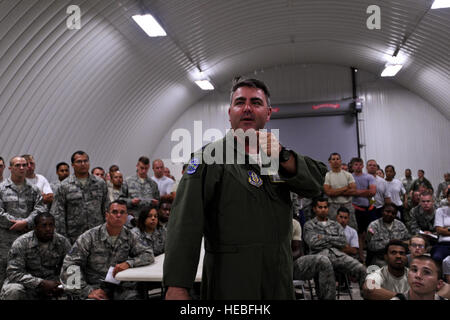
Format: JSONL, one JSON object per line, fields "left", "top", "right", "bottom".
{"left": 382, "top": 206, "right": 396, "bottom": 224}
{"left": 35, "top": 217, "right": 55, "bottom": 243}
{"left": 405, "top": 169, "right": 412, "bottom": 178}
{"left": 313, "top": 201, "right": 329, "bottom": 220}
{"left": 136, "top": 161, "right": 149, "bottom": 178}
{"left": 408, "top": 259, "right": 442, "bottom": 297}
{"left": 111, "top": 171, "right": 123, "bottom": 188}
{"left": 444, "top": 173, "right": 450, "bottom": 182}
{"left": 336, "top": 211, "right": 349, "bottom": 227}
{"left": 105, "top": 203, "right": 128, "bottom": 229}
{"left": 228, "top": 86, "right": 271, "bottom": 132}
{"left": 164, "top": 167, "right": 171, "bottom": 177}
{"left": 9, "top": 157, "right": 27, "bottom": 180}
{"left": 376, "top": 169, "right": 384, "bottom": 179}
{"left": 409, "top": 237, "right": 426, "bottom": 258}
{"left": 385, "top": 245, "right": 407, "bottom": 270}
{"left": 366, "top": 160, "right": 377, "bottom": 175}
{"left": 92, "top": 168, "right": 105, "bottom": 180}
{"left": 159, "top": 202, "right": 171, "bottom": 222}
{"left": 25, "top": 157, "right": 35, "bottom": 175}
{"left": 153, "top": 160, "right": 164, "bottom": 179}
{"left": 352, "top": 161, "right": 364, "bottom": 174}
{"left": 0, "top": 159, "right": 4, "bottom": 177}
{"left": 420, "top": 195, "right": 433, "bottom": 212}
{"left": 72, "top": 154, "right": 90, "bottom": 176}
{"left": 57, "top": 165, "right": 70, "bottom": 181}
{"left": 329, "top": 155, "right": 342, "bottom": 170}
{"left": 412, "top": 191, "right": 421, "bottom": 204}
{"left": 418, "top": 170, "right": 424, "bottom": 179}
{"left": 341, "top": 163, "right": 348, "bottom": 171}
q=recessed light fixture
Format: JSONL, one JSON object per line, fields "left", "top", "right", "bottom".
{"left": 132, "top": 14, "right": 167, "bottom": 37}
{"left": 195, "top": 80, "right": 215, "bottom": 90}
{"left": 381, "top": 64, "right": 403, "bottom": 77}
{"left": 431, "top": 0, "right": 450, "bottom": 9}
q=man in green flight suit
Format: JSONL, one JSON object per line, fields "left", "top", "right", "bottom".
{"left": 163, "top": 77, "right": 327, "bottom": 300}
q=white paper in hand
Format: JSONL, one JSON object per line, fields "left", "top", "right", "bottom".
{"left": 105, "top": 266, "right": 121, "bottom": 285}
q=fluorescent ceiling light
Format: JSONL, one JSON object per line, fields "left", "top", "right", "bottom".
{"left": 431, "top": 0, "right": 450, "bottom": 9}
{"left": 132, "top": 14, "right": 166, "bottom": 37}
{"left": 381, "top": 64, "right": 403, "bottom": 77}
{"left": 195, "top": 80, "right": 215, "bottom": 90}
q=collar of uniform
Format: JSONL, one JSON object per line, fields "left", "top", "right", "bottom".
{"left": 5, "top": 178, "right": 32, "bottom": 192}
{"left": 133, "top": 174, "right": 150, "bottom": 183}
{"left": 30, "top": 230, "right": 57, "bottom": 248}
{"left": 99, "top": 223, "right": 128, "bottom": 243}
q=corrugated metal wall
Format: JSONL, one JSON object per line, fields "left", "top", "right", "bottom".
{"left": 153, "top": 64, "right": 449, "bottom": 188}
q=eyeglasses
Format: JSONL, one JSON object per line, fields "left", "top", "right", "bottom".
{"left": 410, "top": 244, "right": 425, "bottom": 249}
{"left": 14, "top": 164, "right": 27, "bottom": 168}
{"left": 74, "top": 160, "right": 89, "bottom": 164}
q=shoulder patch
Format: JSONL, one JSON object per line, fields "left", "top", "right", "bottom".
{"left": 187, "top": 158, "right": 200, "bottom": 175}
{"left": 248, "top": 171, "right": 263, "bottom": 187}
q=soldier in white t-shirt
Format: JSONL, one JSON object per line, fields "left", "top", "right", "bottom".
{"left": 151, "top": 159, "right": 175, "bottom": 202}
{"left": 22, "top": 154, "right": 53, "bottom": 206}
{"left": 323, "top": 153, "right": 357, "bottom": 229}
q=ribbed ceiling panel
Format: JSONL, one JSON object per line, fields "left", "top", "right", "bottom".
{"left": 0, "top": 0, "right": 448, "bottom": 179}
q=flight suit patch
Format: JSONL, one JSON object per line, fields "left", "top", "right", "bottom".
{"left": 187, "top": 158, "right": 200, "bottom": 175}
{"left": 248, "top": 171, "right": 263, "bottom": 187}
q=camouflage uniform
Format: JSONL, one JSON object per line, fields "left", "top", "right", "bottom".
{"left": 304, "top": 217, "right": 366, "bottom": 288}
{"left": 51, "top": 174, "right": 109, "bottom": 244}
{"left": 294, "top": 255, "right": 336, "bottom": 300}
{"left": 131, "top": 226, "right": 166, "bottom": 256}
{"left": 60, "top": 223, "right": 154, "bottom": 300}
{"left": 50, "top": 180, "right": 62, "bottom": 194}
{"left": 408, "top": 205, "right": 436, "bottom": 234}
{"left": 366, "top": 218, "right": 410, "bottom": 267}
{"left": 0, "top": 230, "right": 71, "bottom": 300}
{"left": 0, "top": 179, "right": 47, "bottom": 287}
{"left": 119, "top": 175, "right": 160, "bottom": 218}
{"left": 436, "top": 181, "right": 450, "bottom": 202}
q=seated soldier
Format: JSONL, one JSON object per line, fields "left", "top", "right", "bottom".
{"left": 132, "top": 204, "right": 166, "bottom": 256}
{"left": 431, "top": 188, "right": 450, "bottom": 262}
{"left": 0, "top": 212, "right": 71, "bottom": 300}
{"left": 60, "top": 200, "right": 154, "bottom": 300}
{"left": 408, "top": 191, "right": 437, "bottom": 245}
{"left": 362, "top": 240, "right": 409, "bottom": 300}
{"left": 292, "top": 218, "right": 336, "bottom": 300}
{"left": 391, "top": 255, "right": 447, "bottom": 300}
{"left": 336, "top": 207, "right": 359, "bottom": 258}
{"left": 303, "top": 197, "right": 366, "bottom": 292}
{"left": 366, "top": 203, "right": 410, "bottom": 267}
{"left": 406, "top": 235, "right": 428, "bottom": 267}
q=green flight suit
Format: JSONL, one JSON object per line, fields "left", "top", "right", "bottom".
{"left": 163, "top": 132, "right": 327, "bottom": 299}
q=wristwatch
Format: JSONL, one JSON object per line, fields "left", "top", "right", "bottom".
{"left": 279, "top": 146, "right": 291, "bottom": 163}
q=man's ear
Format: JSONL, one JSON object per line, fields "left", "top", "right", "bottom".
{"left": 436, "top": 279, "right": 445, "bottom": 291}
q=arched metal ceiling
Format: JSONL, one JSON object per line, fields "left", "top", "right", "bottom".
{"left": 0, "top": 0, "right": 449, "bottom": 177}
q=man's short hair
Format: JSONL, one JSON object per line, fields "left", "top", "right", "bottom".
{"left": 152, "top": 159, "right": 163, "bottom": 167}
{"left": 410, "top": 255, "right": 443, "bottom": 280}
{"left": 109, "top": 165, "right": 119, "bottom": 173}
{"left": 328, "top": 152, "right": 341, "bottom": 161}
{"left": 71, "top": 151, "right": 88, "bottom": 164}
{"left": 418, "top": 169, "right": 425, "bottom": 174}
{"left": 409, "top": 234, "right": 428, "bottom": 248}
{"left": 382, "top": 203, "right": 398, "bottom": 213}
{"left": 56, "top": 162, "right": 69, "bottom": 171}
{"left": 138, "top": 156, "right": 150, "bottom": 165}
{"left": 420, "top": 191, "right": 433, "bottom": 198}
{"left": 0, "top": 156, "right": 4, "bottom": 164}
{"left": 384, "top": 239, "right": 408, "bottom": 255}
{"left": 350, "top": 157, "right": 363, "bottom": 165}
{"left": 91, "top": 167, "right": 105, "bottom": 174}
{"left": 108, "top": 199, "right": 127, "bottom": 211}
{"left": 337, "top": 207, "right": 350, "bottom": 215}
{"left": 230, "top": 77, "right": 271, "bottom": 107}
{"left": 312, "top": 197, "right": 328, "bottom": 208}
{"left": 34, "top": 212, "right": 55, "bottom": 227}
{"left": 21, "top": 154, "right": 33, "bottom": 162}
{"left": 10, "top": 156, "right": 24, "bottom": 166}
